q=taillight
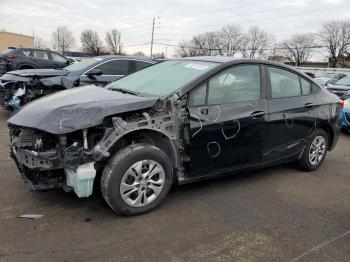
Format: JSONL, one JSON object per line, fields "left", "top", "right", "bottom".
{"left": 5, "top": 54, "right": 16, "bottom": 62}
{"left": 340, "top": 100, "right": 344, "bottom": 109}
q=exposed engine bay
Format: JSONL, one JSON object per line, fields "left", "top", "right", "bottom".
{"left": 0, "top": 71, "right": 78, "bottom": 110}
{"left": 9, "top": 95, "right": 187, "bottom": 198}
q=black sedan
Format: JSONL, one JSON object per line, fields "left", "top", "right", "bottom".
{"left": 8, "top": 57, "right": 342, "bottom": 215}
{"left": 0, "top": 55, "right": 155, "bottom": 109}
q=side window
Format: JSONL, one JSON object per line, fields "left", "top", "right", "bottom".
{"left": 51, "top": 52, "right": 67, "bottom": 63}
{"left": 189, "top": 84, "right": 207, "bottom": 106}
{"left": 269, "top": 67, "right": 301, "bottom": 98}
{"left": 22, "top": 50, "right": 31, "bottom": 56}
{"left": 207, "top": 65, "right": 261, "bottom": 105}
{"left": 95, "top": 60, "right": 129, "bottom": 75}
{"left": 33, "top": 50, "right": 49, "bottom": 60}
{"left": 135, "top": 61, "right": 152, "bottom": 71}
{"left": 300, "top": 77, "right": 311, "bottom": 95}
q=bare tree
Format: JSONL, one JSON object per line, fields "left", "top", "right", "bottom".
{"left": 80, "top": 30, "right": 103, "bottom": 55}
{"left": 152, "top": 52, "right": 165, "bottom": 59}
{"left": 175, "top": 32, "right": 221, "bottom": 57}
{"left": 133, "top": 51, "right": 146, "bottom": 57}
{"left": 218, "top": 25, "right": 245, "bottom": 56}
{"left": 241, "top": 27, "right": 273, "bottom": 59}
{"left": 105, "top": 29, "right": 123, "bottom": 55}
{"left": 192, "top": 32, "right": 221, "bottom": 56}
{"left": 319, "top": 20, "right": 350, "bottom": 67}
{"left": 281, "top": 33, "right": 316, "bottom": 66}
{"left": 34, "top": 36, "right": 48, "bottom": 49}
{"left": 51, "top": 26, "right": 75, "bottom": 54}
{"left": 175, "top": 40, "right": 203, "bottom": 57}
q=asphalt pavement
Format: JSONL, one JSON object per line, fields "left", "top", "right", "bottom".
{"left": 0, "top": 108, "right": 350, "bottom": 262}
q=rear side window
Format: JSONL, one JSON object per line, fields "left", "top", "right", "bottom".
{"left": 95, "top": 60, "right": 129, "bottom": 75}
{"left": 134, "top": 61, "right": 152, "bottom": 71}
{"left": 33, "top": 50, "right": 49, "bottom": 60}
{"left": 269, "top": 67, "right": 301, "bottom": 98}
{"left": 207, "top": 65, "right": 261, "bottom": 105}
{"left": 51, "top": 52, "right": 67, "bottom": 63}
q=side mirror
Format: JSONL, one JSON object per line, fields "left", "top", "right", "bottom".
{"left": 86, "top": 69, "right": 103, "bottom": 77}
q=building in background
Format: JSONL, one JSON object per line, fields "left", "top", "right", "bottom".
{"left": 0, "top": 31, "right": 34, "bottom": 52}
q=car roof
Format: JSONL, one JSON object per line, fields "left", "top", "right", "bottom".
{"left": 176, "top": 56, "right": 307, "bottom": 77}
{"left": 94, "top": 55, "right": 155, "bottom": 63}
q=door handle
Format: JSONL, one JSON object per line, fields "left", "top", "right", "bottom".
{"left": 250, "top": 111, "right": 265, "bottom": 119}
{"left": 304, "top": 103, "right": 314, "bottom": 109}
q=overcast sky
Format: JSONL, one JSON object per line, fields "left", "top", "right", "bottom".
{"left": 1, "top": 0, "right": 350, "bottom": 58}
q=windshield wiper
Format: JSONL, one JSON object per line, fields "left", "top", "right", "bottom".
{"left": 111, "top": 87, "right": 141, "bottom": 96}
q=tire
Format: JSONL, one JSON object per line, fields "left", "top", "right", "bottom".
{"left": 298, "top": 129, "right": 329, "bottom": 171}
{"left": 101, "top": 143, "right": 173, "bottom": 216}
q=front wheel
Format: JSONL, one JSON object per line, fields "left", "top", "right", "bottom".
{"left": 298, "top": 129, "right": 329, "bottom": 171}
{"left": 101, "top": 143, "right": 173, "bottom": 216}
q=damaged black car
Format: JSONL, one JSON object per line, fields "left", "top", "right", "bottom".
{"left": 0, "top": 56, "right": 155, "bottom": 110}
{"left": 8, "top": 57, "right": 342, "bottom": 215}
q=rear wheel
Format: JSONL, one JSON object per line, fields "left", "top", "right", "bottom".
{"left": 298, "top": 129, "right": 328, "bottom": 171}
{"left": 101, "top": 143, "right": 173, "bottom": 216}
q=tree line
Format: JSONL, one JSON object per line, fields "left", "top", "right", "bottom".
{"left": 174, "top": 20, "right": 350, "bottom": 67}
{"left": 35, "top": 26, "right": 124, "bottom": 56}
{"left": 34, "top": 19, "right": 350, "bottom": 67}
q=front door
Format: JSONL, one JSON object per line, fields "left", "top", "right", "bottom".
{"left": 188, "top": 64, "right": 268, "bottom": 177}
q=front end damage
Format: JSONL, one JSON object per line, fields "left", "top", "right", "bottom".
{"left": 0, "top": 72, "right": 77, "bottom": 110}
{"left": 9, "top": 95, "right": 186, "bottom": 198}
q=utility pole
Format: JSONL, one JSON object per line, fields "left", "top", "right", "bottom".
{"left": 150, "top": 17, "right": 155, "bottom": 59}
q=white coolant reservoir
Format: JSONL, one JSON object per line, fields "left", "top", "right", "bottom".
{"left": 66, "top": 162, "right": 96, "bottom": 198}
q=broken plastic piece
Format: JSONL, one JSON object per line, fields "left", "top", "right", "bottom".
{"left": 18, "top": 214, "right": 43, "bottom": 220}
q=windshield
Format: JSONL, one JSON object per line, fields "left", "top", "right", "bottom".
{"left": 64, "top": 57, "right": 102, "bottom": 72}
{"left": 107, "top": 60, "right": 218, "bottom": 96}
{"left": 334, "top": 77, "right": 350, "bottom": 86}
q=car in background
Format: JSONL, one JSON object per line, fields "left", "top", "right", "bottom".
{"left": 326, "top": 76, "right": 350, "bottom": 100}
{"left": 313, "top": 73, "right": 347, "bottom": 87}
{"left": 8, "top": 57, "right": 342, "bottom": 215}
{"left": 0, "top": 47, "right": 71, "bottom": 75}
{"left": 341, "top": 99, "right": 350, "bottom": 131}
{"left": 0, "top": 56, "right": 155, "bottom": 109}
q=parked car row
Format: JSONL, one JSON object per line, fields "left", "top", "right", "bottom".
{"left": 0, "top": 55, "right": 155, "bottom": 109}
{"left": 7, "top": 57, "right": 342, "bottom": 215}
{"left": 0, "top": 47, "right": 71, "bottom": 75}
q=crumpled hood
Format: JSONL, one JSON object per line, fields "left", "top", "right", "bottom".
{"left": 8, "top": 85, "right": 159, "bottom": 134}
{"left": 4, "top": 69, "right": 70, "bottom": 77}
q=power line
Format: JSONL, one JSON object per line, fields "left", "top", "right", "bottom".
{"left": 161, "top": 4, "right": 350, "bottom": 29}
{"left": 161, "top": 0, "right": 321, "bottom": 25}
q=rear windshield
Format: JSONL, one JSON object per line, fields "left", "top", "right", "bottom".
{"left": 0, "top": 48, "right": 15, "bottom": 55}
{"left": 64, "top": 57, "right": 103, "bottom": 72}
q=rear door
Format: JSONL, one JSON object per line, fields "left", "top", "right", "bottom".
{"left": 79, "top": 59, "right": 130, "bottom": 86}
{"left": 188, "top": 64, "right": 268, "bottom": 176}
{"left": 264, "top": 66, "right": 318, "bottom": 161}
{"left": 30, "top": 50, "right": 55, "bottom": 68}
